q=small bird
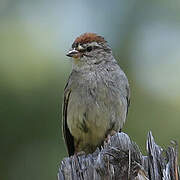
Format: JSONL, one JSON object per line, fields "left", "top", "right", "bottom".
{"left": 63, "top": 33, "right": 130, "bottom": 156}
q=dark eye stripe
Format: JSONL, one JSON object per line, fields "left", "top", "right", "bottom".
{"left": 72, "top": 42, "right": 101, "bottom": 52}
{"left": 86, "top": 46, "right": 100, "bottom": 52}
{"left": 86, "top": 46, "right": 92, "bottom": 52}
{"left": 93, "top": 46, "right": 100, "bottom": 50}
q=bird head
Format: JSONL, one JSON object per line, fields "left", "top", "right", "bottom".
{"left": 66, "top": 33, "right": 112, "bottom": 67}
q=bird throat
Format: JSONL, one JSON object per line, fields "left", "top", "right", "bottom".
{"left": 73, "top": 57, "right": 81, "bottom": 65}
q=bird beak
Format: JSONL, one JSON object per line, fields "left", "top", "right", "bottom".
{"left": 66, "top": 49, "right": 80, "bottom": 58}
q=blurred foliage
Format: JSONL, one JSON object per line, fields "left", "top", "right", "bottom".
{"left": 0, "top": 0, "right": 180, "bottom": 180}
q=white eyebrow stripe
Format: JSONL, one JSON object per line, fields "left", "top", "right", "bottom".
{"left": 88, "top": 42, "right": 100, "bottom": 47}
{"left": 77, "top": 44, "right": 84, "bottom": 50}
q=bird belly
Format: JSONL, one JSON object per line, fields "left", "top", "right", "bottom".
{"left": 66, "top": 70, "right": 127, "bottom": 154}
{"left": 67, "top": 90, "right": 125, "bottom": 153}
{"left": 67, "top": 90, "right": 111, "bottom": 153}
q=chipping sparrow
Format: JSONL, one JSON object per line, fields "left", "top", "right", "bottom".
{"left": 63, "top": 33, "right": 130, "bottom": 156}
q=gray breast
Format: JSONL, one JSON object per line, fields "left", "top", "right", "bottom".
{"left": 66, "top": 63, "right": 129, "bottom": 150}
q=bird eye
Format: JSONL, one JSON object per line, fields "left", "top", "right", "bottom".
{"left": 86, "top": 46, "right": 92, "bottom": 52}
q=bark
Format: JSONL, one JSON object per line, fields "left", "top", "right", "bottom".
{"left": 58, "top": 132, "right": 179, "bottom": 180}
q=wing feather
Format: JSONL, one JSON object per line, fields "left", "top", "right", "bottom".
{"left": 62, "top": 84, "right": 75, "bottom": 156}
{"left": 126, "top": 83, "right": 130, "bottom": 115}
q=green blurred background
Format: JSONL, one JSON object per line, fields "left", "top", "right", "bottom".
{"left": 1, "top": 0, "right": 180, "bottom": 179}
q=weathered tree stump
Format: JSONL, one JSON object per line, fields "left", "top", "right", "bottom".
{"left": 58, "top": 132, "right": 179, "bottom": 180}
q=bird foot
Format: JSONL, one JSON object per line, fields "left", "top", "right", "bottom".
{"left": 104, "top": 130, "right": 117, "bottom": 144}
{"left": 74, "top": 151, "right": 86, "bottom": 156}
